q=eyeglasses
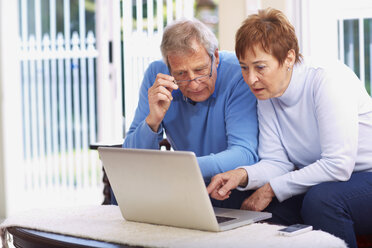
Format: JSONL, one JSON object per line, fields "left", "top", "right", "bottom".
{"left": 169, "top": 55, "right": 214, "bottom": 86}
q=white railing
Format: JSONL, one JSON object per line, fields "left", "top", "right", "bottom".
{"left": 15, "top": 0, "right": 196, "bottom": 210}
{"left": 123, "top": 0, "right": 195, "bottom": 130}
{"left": 18, "top": 0, "right": 102, "bottom": 208}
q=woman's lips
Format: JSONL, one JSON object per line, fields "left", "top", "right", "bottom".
{"left": 252, "top": 88, "right": 264, "bottom": 93}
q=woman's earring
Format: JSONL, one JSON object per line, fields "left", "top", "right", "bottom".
{"left": 287, "top": 67, "right": 291, "bottom": 71}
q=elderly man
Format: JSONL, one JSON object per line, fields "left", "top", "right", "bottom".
{"left": 123, "top": 18, "right": 258, "bottom": 184}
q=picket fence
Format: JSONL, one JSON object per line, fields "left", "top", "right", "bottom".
{"left": 123, "top": 0, "right": 195, "bottom": 129}
{"left": 20, "top": 31, "right": 99, "bottom": 188}
{"left": 18, "top": 0, "right": 102, "bottom": 207}
{"left": 17, "top": 0, "right": 195, "bottom": 208}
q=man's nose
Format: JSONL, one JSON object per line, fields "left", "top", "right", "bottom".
{"left": 188, "top": 79, "right": 200, "bottom": 89}
{"left": 188, "top": 71, "right": 196, "bottom": 80}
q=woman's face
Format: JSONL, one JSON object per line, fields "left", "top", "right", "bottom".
{"left": 239, "top": 45, "right": 295, "bottom": 100}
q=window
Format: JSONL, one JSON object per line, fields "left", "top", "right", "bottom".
{"left": 339, "top": 18, "right": 372, "bottom": 95}
{"left": 301, "top": 0, "right": 372, "bottom": 96}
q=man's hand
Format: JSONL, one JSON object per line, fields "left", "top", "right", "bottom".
{"left": 240, "top": 183, "right": 275, "bottom": 211}
{"left": 207, "top": 168, "right": 248, "bottom": 201}
{"left": 146, "top": 73, "right": 178, "bottom": 132}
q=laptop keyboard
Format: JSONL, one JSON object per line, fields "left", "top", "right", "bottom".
{"left": 216, "top": 216, "right": 236, "bottom": 224}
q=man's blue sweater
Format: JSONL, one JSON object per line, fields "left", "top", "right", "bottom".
{"left": 123, "top": 51, "right": 258, "bottom": 181}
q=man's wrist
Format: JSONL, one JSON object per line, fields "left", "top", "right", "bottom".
{"left": 145, "top": 115, "right": 160, "bottom": 132}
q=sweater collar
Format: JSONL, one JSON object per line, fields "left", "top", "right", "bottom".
{"left": 276, "top": 61, "right": 305, "bottom": 106}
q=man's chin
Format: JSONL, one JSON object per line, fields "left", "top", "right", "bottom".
{"left": 185, "top": 89, "right": 213, "bottom": 102}
{"left": 187, "top": 94, "right": 210, "bottom": 103}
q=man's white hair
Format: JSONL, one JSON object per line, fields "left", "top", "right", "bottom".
{"left": 160, "top": 18, "right": 218, "bottom": 66}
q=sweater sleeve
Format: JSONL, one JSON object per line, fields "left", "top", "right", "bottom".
{"left": 239, "top": 63, "right": 360, "bottom": 202}
{"left": 123, "top": 63, "right": 164, "bottom": 149}
{"left": 269, "top": 65, "right": 359, "bottom": 201}
{"left": 237, "top": 99, "right": 295, "bottom": 191}
{"left": 198, "top": 78, "right": 259, "bottom": 181}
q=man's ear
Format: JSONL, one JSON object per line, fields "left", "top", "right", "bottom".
{"left": 214, "top": 48, "right": 219, "bottom": 66}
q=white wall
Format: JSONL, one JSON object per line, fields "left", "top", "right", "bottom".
{"left": 218, "top": 0, "right": 297, "bottom": 51}
{"left": 0, "top": 0, "right": 24, "bottom": 218}
{"left": 218, "top": 0, "right": 249, "bottom": 51}
{"left": 0, "top": 0, "right": 5, "bottom": 219}
{"left": 299, "top": 0, "right": 338, "bottom": 60}
{"left": 301, "top": 0, "right": 372, "bottom": 62}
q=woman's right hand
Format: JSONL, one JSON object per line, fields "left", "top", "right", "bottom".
{"left": 146, "top": 73, "right": 178, "bottom": 132}
{"left": 207, "top": 168, "right": 248, "bottom": 200}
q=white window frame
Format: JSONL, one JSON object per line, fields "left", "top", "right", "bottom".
{"left": 0, "top": 0, "right": 25, "bottom": 217}
{"left": 336, "top": 10, "right": 372, "bottom": 90}
{"left": 301, "top": 0, "right": 372, "bottom": 91}
{"left": 96, "top": 0, "right": 124, "bottom": 142}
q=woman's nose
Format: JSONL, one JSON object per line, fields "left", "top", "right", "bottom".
{"left": 247, "top": 71, "right": 258, "bottom": 86}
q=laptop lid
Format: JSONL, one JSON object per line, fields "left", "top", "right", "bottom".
{"left": 98, "top": 147, "right": 271, "bottom": 232}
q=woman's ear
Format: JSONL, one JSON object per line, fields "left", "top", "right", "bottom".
{"left": 286, "top": 49, "right": 296, "bottom": 68}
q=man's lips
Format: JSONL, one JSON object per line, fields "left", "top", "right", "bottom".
{"left": 188, "top": 88, "right": 205, "bottom": 94}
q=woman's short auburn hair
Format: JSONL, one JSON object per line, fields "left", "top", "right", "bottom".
{"left": 235, "top": 8, "right": 302, "bottom": 65}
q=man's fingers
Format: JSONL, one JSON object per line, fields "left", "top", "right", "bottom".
{"left": 157, "top": 72, "right": 174, "bottom": 81}
{"left": 156, "top": 88, "right": 173, "bottom": 101}
{"left": 149, "top": 84, "right": 174, "bottom": 102}
{"left": 155, "top": 73, "right": 178, "bottom": 90}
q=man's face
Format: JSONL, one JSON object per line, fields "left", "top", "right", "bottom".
{"left": 168, "top": 40, "right": 219, "bottom": 102}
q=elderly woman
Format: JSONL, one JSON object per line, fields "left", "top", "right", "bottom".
{"left": 207, "top": 8, "right": 372, "bottom": 248}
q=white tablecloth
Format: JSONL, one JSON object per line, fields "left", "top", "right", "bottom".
{"left": 0, "top": 205, "right": 347, "bottom": 248}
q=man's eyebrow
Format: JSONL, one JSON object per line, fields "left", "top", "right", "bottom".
{"left": 195, "top": 63, "right": 209, "bottom": 69}
{"left": 174, "top": 63, "right": 209, "bottom": 72}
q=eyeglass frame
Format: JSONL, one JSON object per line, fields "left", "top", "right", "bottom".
{"left": 168, "top": 54, "right": 214, "bottom": 85}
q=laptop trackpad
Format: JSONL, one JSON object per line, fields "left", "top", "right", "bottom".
{"left": 216, "top": 216, "right": 237, "bottom": 224}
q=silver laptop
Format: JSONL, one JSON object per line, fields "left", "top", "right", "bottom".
{"left": 98, "top": 147, "right": 272, "bottom": 232}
